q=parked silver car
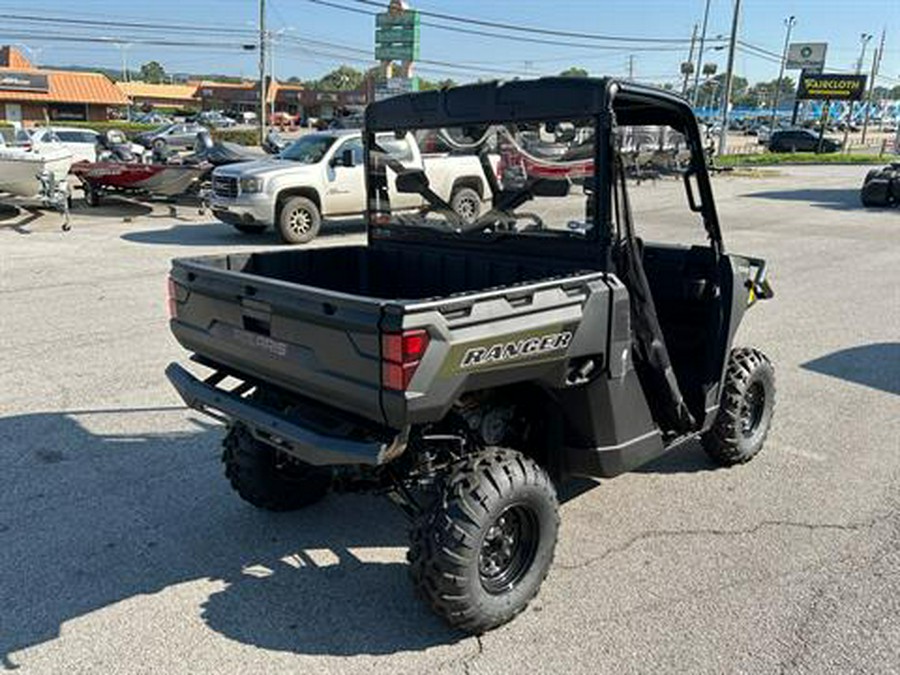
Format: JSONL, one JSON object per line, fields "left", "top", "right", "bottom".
{"left": 134, "top": 122, "right": 208, "bottom": 151}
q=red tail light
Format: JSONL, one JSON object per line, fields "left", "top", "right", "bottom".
{"left": 381, "top": 329, "right": 429, "bottom": 391}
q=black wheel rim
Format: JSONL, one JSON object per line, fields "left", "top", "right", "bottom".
{"left": 479, "top": 503, "right": 539, "bottom": 595}
{"left": 741, "top": 381, "right": 766, "bottom": 438}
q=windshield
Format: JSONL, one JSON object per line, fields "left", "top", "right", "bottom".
{"left": 280, "top": 134, "right": 337, "bottom": 164}
{"left": 367, "top": 118, "right": 596, "bottom": 242}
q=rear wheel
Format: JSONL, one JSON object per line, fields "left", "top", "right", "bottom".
{"left": 703, "top": 348, "right": 775, "bottom": 466}
{"left": 222, "top": 423, "right": 330, "bottom": 511}
{"left": 450, "top": 186, "right": 482, "bottom": 224}
{"left": 278, "top": 196, "right": 321, "bottom": 244}
{"left": 408, "top": 447, "right": 559, "bottom": 634}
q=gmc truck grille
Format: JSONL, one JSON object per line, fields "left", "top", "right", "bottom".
{"left": 213, "top": 175, "right": 238, "bottom": 198}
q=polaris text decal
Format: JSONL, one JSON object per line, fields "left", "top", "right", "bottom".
{"left": 460, "top": 331, "right": 573, "bottom": 368}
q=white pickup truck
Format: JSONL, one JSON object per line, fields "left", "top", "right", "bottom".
{"left": 209, "top": 129, "right": 495, "bottom": 243}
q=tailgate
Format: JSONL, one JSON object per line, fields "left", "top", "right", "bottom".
{"left": 169, "top": 256, "right": 385, "bottom": 425}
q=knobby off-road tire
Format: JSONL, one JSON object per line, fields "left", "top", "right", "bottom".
{"left": 278, "top": 196, "right": 321, "bottom": 244}
{"left": 408, "top": 447, "right": 559, "bottom": 634}
{"left": 222, "top": 423, "right": 330, "bottom": 511}
{"left": 703, "top": 347, "right": 776, "bottom": 466}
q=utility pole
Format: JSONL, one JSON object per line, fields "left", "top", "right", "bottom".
{"left": 718, "top": 0, "right": 741, "bottom": 155}
{"left": 259, "top": 0, "right": 267, "bottom": 144}
{"left": 628, "top": 55, "right": 635, "bottom": 81}
{"left": 692, "top": 0, "right": 712, "bottom": 107}
{"left": 270, "top": 33, "right": 276, "bottom": 124}
{"left": 682, "top": 23, "right": 699, "bottom": 96}
{"left": 861, "top": 28, "right": 885, "bottom": 144}
{"left": 843, "top": 32, "right": 873, "bottom": 151}
{"left": 769, "top": 15, "right": 796, "bottom": 131}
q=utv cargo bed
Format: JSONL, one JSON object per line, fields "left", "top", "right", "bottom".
{"left": 168, "top": 243, "right": 606, "bottom": 429}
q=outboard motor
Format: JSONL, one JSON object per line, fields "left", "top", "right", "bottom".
{"left": 97, "top": 129, "right": 136, "bottom": 162}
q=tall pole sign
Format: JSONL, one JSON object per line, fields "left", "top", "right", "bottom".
{"left": 374, "top": 0, "right": 421, "bottom": 101}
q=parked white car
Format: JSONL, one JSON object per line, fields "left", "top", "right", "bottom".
{"left": 210, "top": 129, "right": 497, "bottom": 244}
{"left": 25, "top": 127, "right": 97, "bottom": 164}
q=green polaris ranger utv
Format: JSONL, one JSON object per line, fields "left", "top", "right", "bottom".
{"left": 166, "top": 77, "right": 775, "bottom": 633}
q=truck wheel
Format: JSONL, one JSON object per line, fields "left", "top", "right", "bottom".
{"left": 450, "top": 187, "right": 482, "bottom": 224}
{"left": 408, "top": 447, "right": 559, "bottom": 633}
{"left": 278, "top": 196, "right": 321, "bottom": 244}
{"left": 222, "top": 423, "right": 330, "bottom": 511}
{"left": 702, "top": 348, "right": 775, "bottom": 466}
{"left": 232, "top": 223, "right": 267, "bottom": 235}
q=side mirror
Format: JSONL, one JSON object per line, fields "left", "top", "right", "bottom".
{"left": 395, "top": 169, "right": 430, "bottom": 194}
{"left": 333, "top": 148, "right": 355, "bottom": 168}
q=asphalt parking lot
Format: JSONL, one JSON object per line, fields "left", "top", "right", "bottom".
{"left": 1, "top": 164, "right": 898, "bottom": 674}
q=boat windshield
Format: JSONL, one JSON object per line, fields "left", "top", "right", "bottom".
{"left": 279, "top": 134, "right": 337, "bottom": 164}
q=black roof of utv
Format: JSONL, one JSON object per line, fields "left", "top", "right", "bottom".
{"left": 365, "top": 77, "right": 696, "bottom": 132}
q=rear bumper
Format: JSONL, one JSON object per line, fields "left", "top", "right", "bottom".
{"left": 165, "top": 362, "right": 406, "bottom": 466}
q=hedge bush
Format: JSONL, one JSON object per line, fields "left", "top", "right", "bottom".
{"left": 39, "top": 121, "right": 260, "bottom": 145}
{"left": 212, "top": 128, "right": 260, "bottom": 146}
{"left": 53, "top": 121, "right": 160, "bottom": 135}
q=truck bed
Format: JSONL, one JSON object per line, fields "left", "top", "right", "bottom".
{"left": 169, "top": 242, "right": 608, "bottom": 429}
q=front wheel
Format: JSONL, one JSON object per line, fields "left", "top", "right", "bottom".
{"left": 278, "top": 196, "right": 321, "bottom": 244}
{"left": 702, "top": 347, "right": 775, "bottom": 466}
{"left": 408, "top": 448, "right": 559, "bottom": 634}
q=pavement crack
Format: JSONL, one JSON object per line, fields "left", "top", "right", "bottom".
{"left": 557, "top": 514, "right": 891, "bottom": 571}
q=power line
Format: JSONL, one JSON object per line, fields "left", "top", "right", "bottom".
{"left": 303, "top": 0, "right": 698, "bottom": 53}
{"left": 347, "top": 0, "right": 699, "bottom": 44}
{"left": 0, "top": 12, "right": 256, "bottom": 36}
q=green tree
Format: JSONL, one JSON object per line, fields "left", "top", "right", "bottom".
{"left": 139, "top": 61, "right": 167, "bottom": 84}
{"left": 419, "top": 78, "right": 457, "bottom": 91}
{"left": 315, "top": 65, "right": 365, "bottom": 90}
{"left": 560, "top": 67, "right": 589, "bottom": 78}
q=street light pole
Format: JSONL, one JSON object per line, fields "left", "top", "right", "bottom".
{"left": 718, "top": 0, "right": 742, "bottom": 156}
{"left": 258, "top": 0, "right": 267, "bottom": 144}
{"left": 843, "top": 32, "right": 873, "bottom": 151}
{"left": 682, "top": 23, "right": 698, "bottom": 97}
{"left": 861, "top": 29, "right": 885, "bottom": 144}
{"left": 692, "top": 0, "right": 712, "bottom": 106}
{"left": 769, "top": 16, "right": 796, "bottom": 131}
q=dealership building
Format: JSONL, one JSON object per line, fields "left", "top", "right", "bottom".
{"left": 117, "top": 81, "right": 200, "bottom": 111}
{"left": 0, "top": 46, "right": 128, "bottom": 125}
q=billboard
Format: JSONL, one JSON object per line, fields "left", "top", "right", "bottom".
{"left": 786, "top": 43, "right": 827, "bottom": 72}
{"left": 374, "top": 77, "right": 419, "bottom": 102}
{"left": 375, "top": 0, "right": 420, "bottom": 62}
{"left": 796, "top": 73, "right": 866, "bottom": 101}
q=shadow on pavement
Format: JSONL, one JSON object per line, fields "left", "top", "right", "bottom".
{"left": 121, "top": 219, "right": 366, "bottom": 247}
{"left": 742, "top": 188, "right": 864, "bottom": 211}
{"left": 802, "top": 342, "right": 900, "bottom": 396}
{"left": 635, "top": 438, "right": 719, "bottom": 475}
{"left": 0, "top": 407, "right": 460, "bottom": 669}
{"left": 68, "top": 196, "right": 154, "bottom": 220}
